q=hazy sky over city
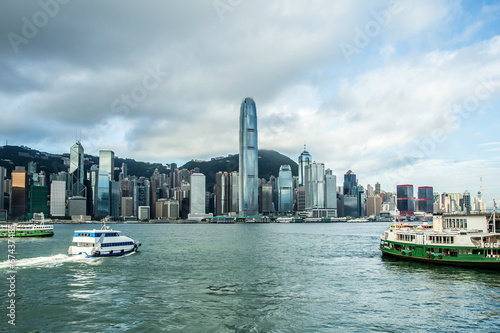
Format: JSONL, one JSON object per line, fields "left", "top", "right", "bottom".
{"left": 1, "top": 0, "right": 499, "bottom": 204}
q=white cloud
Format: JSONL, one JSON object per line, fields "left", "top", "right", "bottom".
{"left": 0, "top": 0, "right": 499, "bottom": 202}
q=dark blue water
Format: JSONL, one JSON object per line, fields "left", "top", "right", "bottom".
{"left": 1, "top": 223, "right": 499, "bottom": 332}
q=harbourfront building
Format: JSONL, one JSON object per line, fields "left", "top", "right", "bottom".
{"left": 259, "top": 184, "right": 273, "bottom": 213}
{"left": 0, "top": 166, "right": 5, "bottom": 211}
{"left": 239, "top": 97, "right": 259, "bottom": 217}
{"left": 188, "top": 173, "right": 212, "bottom": 220}
{"left": 305, "top": 162, "right": 325, "bottom": 210}
{"left": 11, "top": 168, "right": 29, "bottom": 219}
{"left": 367, "top": 195, "right": 382, "bottom": 216}
{"left": 278, "top": 165, "right": 293, "bottom": 212}
{"left": 50, "top": 180, "right": 66, "bottom": 217}
{"left": 324, "top": 171, "right": 337, "bottom": 216}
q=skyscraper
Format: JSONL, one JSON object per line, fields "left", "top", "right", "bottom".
{"left": 11, "top": 169, "right": 29, "bottom": 219}
{"left": 189, "top": 173, "right": 212, "bottom": 220}
{"left": 70, "top": 142, "right": 86, "bottom": 197}
{"left": 96, "top": 170, "right": 110, "bottom": 218}
{"left": 324, "top": 172, "right": 337, "bottom": 212}
{"left": 305, "top": 162, "right": 325, "bottom": 210}
{"left": 298, "top": 146, "right": 312, "bottom": 186}
{"left": 397, "top": 185, "right": 415, "bottom": 216}
{"left": 462, "top": 190, "right": 471, "bottom": 213}
{"left": 239, "top": 97, "right": 259, "bottom": 217}
{"left": 215, "top": 172, "right": 230, "bottom": 216}
{"left": 278, "top": 165, "right": 293, "bottom": 212}
{"left": 418, "top": 186, "right": 434, "bottom": 213}
{"left": 0, "top": 166, "right": 5, "bottom": 210}
{"left": 343, "top": 170, "right": 357, "bottom": 195}
{"left": 99, "top": 150, "right": 115, "bottom": 181}
{"left": 50, "top": 180, "right": 66, "bottom": 217}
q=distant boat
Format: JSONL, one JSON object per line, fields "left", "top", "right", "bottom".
{"left": 68, "top": 224, "right": 141, "bottom": 257}
{"left": 0, "top": 213, "right": 54, "bottom": 238}
{"left": 380, "top": 201, "right": 500, "bottom": 270}
{"left": 347, "top": 218, "right": 369, "bottom": 223}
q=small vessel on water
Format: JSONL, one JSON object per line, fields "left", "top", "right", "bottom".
{"left": 380, "top": 201, "right": 500, "bottom": 270}
{"left": 68, "top": 224, "right": 141, "bottom": 257}
{"left": 0, "top": 213, "right": 54, "bottom": 238}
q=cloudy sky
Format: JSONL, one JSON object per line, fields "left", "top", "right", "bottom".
{"left": 1, "top": 0, "right": 499, "bottom": 205}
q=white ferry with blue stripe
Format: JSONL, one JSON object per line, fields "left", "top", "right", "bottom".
{"left": 68, "top": 225, "right": 141, "bottom": 257}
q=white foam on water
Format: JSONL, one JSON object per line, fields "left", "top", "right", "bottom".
{"left": 0, "top": 253, "right": 90, "bottom": 270}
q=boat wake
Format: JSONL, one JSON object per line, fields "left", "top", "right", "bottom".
{"left": 0, "top": 253, "right": 90, "bottom": 270}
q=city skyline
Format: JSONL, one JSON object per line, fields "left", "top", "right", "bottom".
{"left": 1, "top": 1, "right": 499, "bottom": 205}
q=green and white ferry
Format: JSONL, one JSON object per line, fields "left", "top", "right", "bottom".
{"left": 380, "top": 202, "right": 500, "bottom": 270}
{"left": 0, "top": 213, "right": 54, "bottom": 238}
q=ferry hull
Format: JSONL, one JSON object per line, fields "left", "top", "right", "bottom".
{"left": 380, "top": 246, "right": 500, "bottom": 270}
{"left": 68, "top": 245, "right": 140, "bottom": 258}
{"left": 0, "top": 229, "right": 54, "bottom": 238}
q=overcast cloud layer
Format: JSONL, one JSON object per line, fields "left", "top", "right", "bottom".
{"left": 1, "top": 0, "right": 499, "bottom": 205}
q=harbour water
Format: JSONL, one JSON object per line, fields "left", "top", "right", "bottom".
{"left": 1, "top": 223, "right": 500, "bottom": 332}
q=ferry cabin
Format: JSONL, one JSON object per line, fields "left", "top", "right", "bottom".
{"left": 69, "top": 229, "right": 138, "bottom": 257}
{"left": 380, "top": 214, "right": 500, "bottom": 268}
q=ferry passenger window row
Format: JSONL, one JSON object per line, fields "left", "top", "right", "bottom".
{"left": 444, "top": 218, "right": 467, "bottom": 229}
{"left": 397, "top": 234, "right": 415, "bottom": 242}
{"left": 101, "top": 242, "right": 133, "bottom": 247}
{"left": 75, "top": 232, "right": 119, "bottom": 237}
{"left": 428, "top": 236, "right": 455, "bottom": 244}
{"left": 76, "top": 233, "right": 92, "bottom": 237}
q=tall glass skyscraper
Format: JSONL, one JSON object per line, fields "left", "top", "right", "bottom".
{"left": 278, "top": 165, "right": 293, "bottom": 212}
{"left": 343, "top": 170, "right": 357, "bottom": 195}
{"left": 70, "top": 141, "right": 85, "bottom": 197}
{"left": 96, "top": 170, "right": 110, "bottom": 218}
{"left": 239, "top": 97, "right": 259, "bottom": 217}
{"left": 298, "top": 146, "right": 312, "bottom": 186}
{"left": 99, "top": 150, "right": 115, "bottom": 181}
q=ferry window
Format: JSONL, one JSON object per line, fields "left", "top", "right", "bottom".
{"left": 472, "top": 249, "right": 484, "bottom": 255}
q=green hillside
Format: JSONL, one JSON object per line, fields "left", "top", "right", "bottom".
{"left": 181, "top": 149, "right": 298, "bottom": 190}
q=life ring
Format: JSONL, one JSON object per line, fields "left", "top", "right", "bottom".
{"left": 438, "top": 255, "right": 442, "bottom": 259}
{"left": 401, "top": 251, "right": 406, "bottom": 255}
{"left": 427, "top": 253, "right": 432, "bottom": 258}
{"left": 408, "top": 252, "right": 412, "bottom": 256}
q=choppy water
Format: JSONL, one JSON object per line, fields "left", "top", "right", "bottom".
{"left": 1, "top": 223, "right": 499, "bottom": 332}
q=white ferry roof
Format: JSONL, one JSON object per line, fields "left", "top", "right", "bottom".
{"left": 73, "top": 230, "right": 121, "bottom": 237}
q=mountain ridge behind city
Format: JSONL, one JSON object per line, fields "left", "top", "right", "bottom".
{"left": 0, "top": 145, "right": 298, "bottom": 190}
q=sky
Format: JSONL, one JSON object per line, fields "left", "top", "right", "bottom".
{"left": 1, "top": 0, "right": 499, "bottom": 206}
